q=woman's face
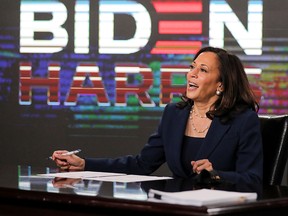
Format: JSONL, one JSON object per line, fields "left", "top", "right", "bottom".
{"left": 186, "top": 51, "right": 222, "bottom": 104}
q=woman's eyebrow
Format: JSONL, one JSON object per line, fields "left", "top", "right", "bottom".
{"left": 192, "top": 61, "right": 209, "bottom": 69}
{"left": 200, "top": 63, "right": 209, "bottom": 69}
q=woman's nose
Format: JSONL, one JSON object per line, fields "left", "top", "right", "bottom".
{"left": 188, "top": 68, "right": 198, "bottom": 78}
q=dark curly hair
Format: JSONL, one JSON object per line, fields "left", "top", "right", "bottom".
{"left": 176, "top": 46, "right": 259, "bottom": 123}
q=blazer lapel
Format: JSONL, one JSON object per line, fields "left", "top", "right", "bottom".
{"left": 166, "top": 105, "right": 190, "bottom": 176}
{"left": 196, "top": 117, "right": 231, "bottom": 159}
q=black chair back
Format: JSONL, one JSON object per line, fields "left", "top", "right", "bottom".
{"left": 259, "top": 115, "right": 288, "bottom": 185}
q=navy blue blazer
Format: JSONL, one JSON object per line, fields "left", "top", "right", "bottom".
{"left": 85, "top": 103, "right": 263, "bottom": 185}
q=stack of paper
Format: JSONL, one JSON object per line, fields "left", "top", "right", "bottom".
{"left": 37, "top": 171, "right": 172, "bottom": 183}
{"left": 148, "top": 188, "right": 257, "bottom": 206}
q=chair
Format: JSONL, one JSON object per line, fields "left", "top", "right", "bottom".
{"left": 259, "top": 114, "right": 288, "bottom": 185}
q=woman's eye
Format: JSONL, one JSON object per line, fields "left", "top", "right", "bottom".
{"left": 189, "top": 65, "right": 195, "bottom": 70}
{"left": 200, "top": 68, "right": 207, "bottom": 73}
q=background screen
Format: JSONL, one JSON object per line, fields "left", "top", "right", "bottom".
{"left": 0, "top": 0, "right": 287, "bottom": 170}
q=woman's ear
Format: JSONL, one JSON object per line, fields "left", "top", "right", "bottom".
{"left": 216, "top": 83, "right": 224, "bottom": 96}
{"left": 218, "top": 83, "right": 224, "bottom": 91}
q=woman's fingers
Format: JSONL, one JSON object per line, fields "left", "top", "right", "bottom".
{"left": 191, "top": 159, "right": 213, "bottom": 174}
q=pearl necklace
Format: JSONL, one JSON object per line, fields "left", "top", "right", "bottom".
{"left": 189, "top": 107, "right": 210, "bottom": 133}
{"left": 190, "top": 108, "right": 207, "bottom": 119}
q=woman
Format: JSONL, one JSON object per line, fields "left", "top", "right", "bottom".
{"left": 52, "top": 46, "right": 263, "bottom": 185}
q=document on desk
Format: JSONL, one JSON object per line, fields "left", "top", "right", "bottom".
{"left": 85, "top": 174, "right": 172, "bottom": 183}
{"left": 148, "top": 188, "right": 257, "bottom": 206}
{"left": 37, "top": 171, "right": 172, "bottom": 183}
{"left": 37, "top": 171, "right": 125, "bottom": 179}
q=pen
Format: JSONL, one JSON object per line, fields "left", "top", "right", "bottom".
{"left": 48, "top": 149, "right": 81, "bottom": 160}
{"left": 62, "top": 149, "right": 82, "bottom": 156}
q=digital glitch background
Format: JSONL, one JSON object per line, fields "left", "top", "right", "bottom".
{"left": 0, "top": 0, "right": 287, "bottom": 150}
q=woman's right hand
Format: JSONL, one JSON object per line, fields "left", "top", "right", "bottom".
{"left": 51, "top": 150, "right": 85, "bottom": 171}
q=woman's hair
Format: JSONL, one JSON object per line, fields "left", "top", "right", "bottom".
{"left": 177, "top": 46, "right": 259, "bottom": 123}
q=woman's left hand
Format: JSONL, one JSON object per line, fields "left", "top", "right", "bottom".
{"left": 191, "top": 159, "right": 213, "bottom": 174}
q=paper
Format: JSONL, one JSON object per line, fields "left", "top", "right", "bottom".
{"left": 85, "top": 174, "right": 172, "bottom": 183}
{"left": 37, "top": 171, "right": 125, "bottom": 179}
{"left": 37, "top": 171, "right": 172, "bottom": 183}
{"left": 148, "top": 188, "right": 257, "bottom": 206}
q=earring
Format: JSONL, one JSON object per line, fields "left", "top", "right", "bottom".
{"left": 216, "top": 90, "right": 222, "bottom": 96}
